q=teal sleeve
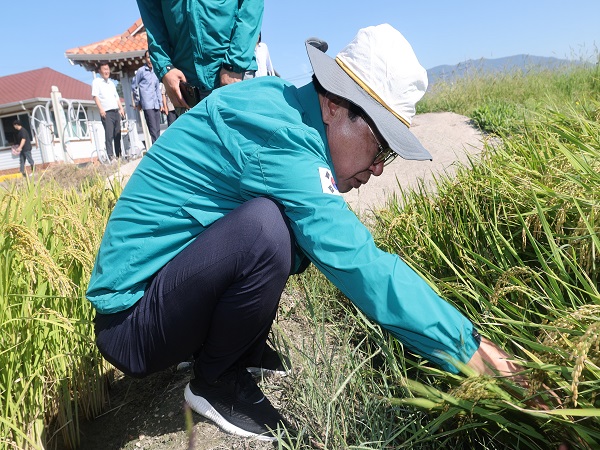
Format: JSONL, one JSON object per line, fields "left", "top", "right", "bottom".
{"left": 223, "top": 0, "right": 263, "bottom": 72}
{"left": 136, "top": 0, "right": 174, "bottom": 80}
{"left": 240, "top": 128, "right": 479, "bottom": 373}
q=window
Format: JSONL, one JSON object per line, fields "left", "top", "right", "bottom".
{"left": 63, "top": 108, "right": 90, "bottom": 141}
{"left": 0, "top": 114, "right": 32, "bottom": 148}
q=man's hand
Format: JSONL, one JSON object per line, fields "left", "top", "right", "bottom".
{"left": 99, "top": 108, "right": 106, "bottom": 119}
{"left": 162, "top": 68, "right": 189, "bottom": 109}
{"left": 219, "top": 67, "right": 243, "bottom": 86}
{"left": 467, "top": 336, "right": 569, "bottom": 449}
{"left": 467, "top": 337, "right": 565, "bottom": 409}
{"left": 466, "top": 337, "right": 522, "bottom": 377}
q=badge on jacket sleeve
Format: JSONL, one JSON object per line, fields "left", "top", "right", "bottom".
{"left": 319, "top": 167, "right": 341, "bottom": 196}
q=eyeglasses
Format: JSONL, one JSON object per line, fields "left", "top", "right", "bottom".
{"left": 365, "top": 121, "right": 396, "bottom": 166}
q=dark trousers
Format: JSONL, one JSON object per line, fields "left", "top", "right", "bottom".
{"left": 102, "top": 110, "right": 122, "bottom": 158}
{"left": 143, "top": 109, "right": 161, "bottom": 144}
{"left": 94, "top": 198, "right": 294, "bottom": 383}
{"left": 19, "top": 150, "right": 34, "bottom": 176}
{"left": 166, "top": 109, "right": 178, "bottom": 127}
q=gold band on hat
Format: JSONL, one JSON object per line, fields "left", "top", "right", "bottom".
{"left": 335, "top": 56, "right": 411, "bottom": 128}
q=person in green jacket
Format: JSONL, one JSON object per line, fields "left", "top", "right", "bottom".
{"left": 137, "top": 0, "right": 263, "bottom": 109}
{"left": 88, "top": 24, "right": 526, "bottom": 441}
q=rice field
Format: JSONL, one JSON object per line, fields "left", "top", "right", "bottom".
{"left": 0, "top": 176, "right": 119, "bottom": 449}
{"left": 1, "top": 61, "right": 599, "bottom": 449}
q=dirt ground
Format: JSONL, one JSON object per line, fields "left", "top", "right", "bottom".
{"left": 70, "top": 291, "right": 307, "bottom": 450}
{"left": 54, "top": 112, "right": 487, "bottom": 450}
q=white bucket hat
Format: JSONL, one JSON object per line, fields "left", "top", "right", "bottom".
{"left": 306, "top": 24, "right": 431, "bottom": 160}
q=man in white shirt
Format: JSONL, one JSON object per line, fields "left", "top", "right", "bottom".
{"left": 255, "top": 33, "right": 275, "bottom": 77}
{"left": 92, "top": 62, "right": 125, "bottom": 160}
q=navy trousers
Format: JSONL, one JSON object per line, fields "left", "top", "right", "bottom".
{"left": 143, "top": 109, "right": 161, "bottom": 144}
{"left": 94, "top": 198, "right": 294, "bottom": 383}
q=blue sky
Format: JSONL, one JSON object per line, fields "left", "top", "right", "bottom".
{"left": 1, "top": 1, "right": 598, "bottom": 86}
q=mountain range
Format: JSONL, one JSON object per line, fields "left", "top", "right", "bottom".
{"left": 427, "top": 55, "right": 587, "bottom": 85}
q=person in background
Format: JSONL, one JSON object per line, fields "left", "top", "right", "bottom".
{"left": 136, "top": 0, "right": 263, "bottom": 110}
{"left": 254, "top": 32, "right": 275, "bottom": 77}
{"left": 160, "top": 83, "right": 178, "bottom": 126}
{"left": 12, "top": 120, "right": 34, "bottom": 176}
{"left": 92, "top": 62, "right": 125, "bottom": 161}
{"left": 133, "top": 51, "right": 163, "bottom": 144}
{"left": 87, "top": 24, "right": 539, "bottom": 442}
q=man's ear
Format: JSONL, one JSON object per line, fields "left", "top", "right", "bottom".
{"left": 320, "top": 94, "right": 346, "bottom": 125}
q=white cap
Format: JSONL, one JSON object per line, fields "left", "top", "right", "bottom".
{"left": 307, "top": 24, "right": 432, "bottom": 160}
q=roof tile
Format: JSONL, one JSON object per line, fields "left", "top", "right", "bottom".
{"left": 0, "top": 68, "right": 92, "bottom": 106}
{"left": 65, "top": 19, "right": 147, "bottom": 57}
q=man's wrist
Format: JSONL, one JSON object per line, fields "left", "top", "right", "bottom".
{"left": 221, "top": 62, "right": 241, "bottom": 73}
{"left": 159, "top": 64, "right": 175, "bottom": 81}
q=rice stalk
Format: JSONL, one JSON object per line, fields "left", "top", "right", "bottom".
{"left": 2, "top": 223, "right": 75, "bottom": 296}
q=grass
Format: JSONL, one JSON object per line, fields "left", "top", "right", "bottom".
{"left": 418, "top": 60, "right": 600, "bottom": 135}
{"left": 1, "top": 60, "right": 599, "bottom": 449}
{"left": 281, "top": 61, "right": 600, "bottom": 448}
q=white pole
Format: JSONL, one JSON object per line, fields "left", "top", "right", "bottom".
{"left": 50, "top": 86, "right": 70, "bottom": 162}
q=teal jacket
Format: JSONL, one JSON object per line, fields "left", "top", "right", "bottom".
{"left": 87, "top": 77, "right": 479, "bottom": 373}
{"left": 137, "top": 0, "right": 263, "bottom": 90}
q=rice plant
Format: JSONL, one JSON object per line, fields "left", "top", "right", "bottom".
{"left": 364, "top": 101, "right": 600, "bottom": 448}
{"left": 0, "top": 173, "right": 119, "bottom": 449}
